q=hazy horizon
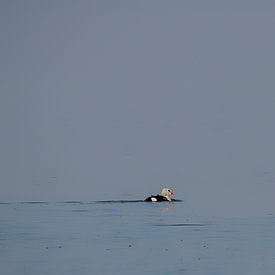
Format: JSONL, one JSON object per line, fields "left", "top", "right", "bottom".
{"left": 1, "top": 0, "right": 275, "bottom": 216}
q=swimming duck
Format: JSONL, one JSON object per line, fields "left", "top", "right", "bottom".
{"left": 144, "top": 188, "right": 174, "bottom": 202}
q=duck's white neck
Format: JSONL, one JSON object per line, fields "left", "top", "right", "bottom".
{"left": 164, "top": 195, "right": 172, "bottom": 202}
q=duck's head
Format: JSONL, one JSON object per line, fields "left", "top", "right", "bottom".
{"left": 161, "top": 188, "right": 174, "bottom": 202}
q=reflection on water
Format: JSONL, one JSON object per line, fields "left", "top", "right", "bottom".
{"left": 0, "top": 201, "right": 275, "bottom": 275}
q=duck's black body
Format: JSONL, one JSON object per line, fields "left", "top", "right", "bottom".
{"left": 144, "top": 195, "right": 169, "bottom": 202}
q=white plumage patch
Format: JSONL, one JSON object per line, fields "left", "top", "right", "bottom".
{"left": 151, "top": 197, "right": 157, "bottom": 202}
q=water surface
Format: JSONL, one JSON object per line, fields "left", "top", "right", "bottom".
{"left": 0, "top": 201, "right": 274, "bottom": 274}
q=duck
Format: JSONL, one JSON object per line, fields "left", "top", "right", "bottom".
{"left": 144, "top": 188, "right": 174, "bottom": 202}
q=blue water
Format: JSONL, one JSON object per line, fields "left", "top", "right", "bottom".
{"left": 0, "top": 201, "right": 275, "bottom": 274}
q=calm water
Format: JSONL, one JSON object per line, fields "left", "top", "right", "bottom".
{"left": 0, "top": 201, "right": 275, "bottom": 275}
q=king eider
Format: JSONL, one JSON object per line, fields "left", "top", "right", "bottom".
{"left": 144, "top": 188, "right": 174, "bottom": 202}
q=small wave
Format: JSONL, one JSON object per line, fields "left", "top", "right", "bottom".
{"left": 61, "top": 201, "right": 84, "bottom": 204}
{"left": 152, "top": 223, "right": 206, "bottom": 227}
{"left": 95, "top": 200, "right": 144, "bottom": 204}
{"left": 20, "top": 201, "right": 49, "bottom": 204}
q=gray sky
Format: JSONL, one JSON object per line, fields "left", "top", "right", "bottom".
{"left": 1, "top": 0, "right": 275, "bottom": 215}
